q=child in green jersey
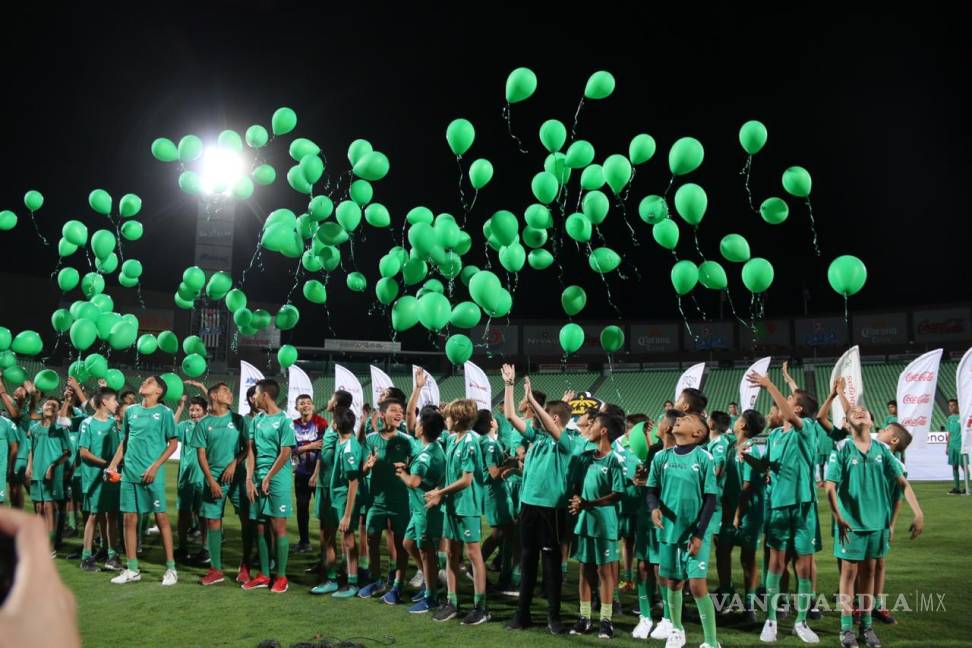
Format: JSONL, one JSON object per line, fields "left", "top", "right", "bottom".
{"left": 26, "top": 397, "right": 71, "bottom": 548}
{"left": 331, "top": 407, "right": 366, "bottom": 599}
{"left": 0, "top": 379, "right": 32, "bottom": 509}
{"left": 707, "top": 410, "right": 737, "bottom": 600}
{"left": 946, "top": 398, "right": 967, "bottom": 494}
{"left": 175, "top": 395, "right": 208, "bottom": 563}
{"left": 307, "top": 390, "right": 349, "bottom": 595}
{"left": 77, "top": 388, "right": 122, "bottom": 572}
{"left": 474, "top": 409, "right": 518, "bottom": 594}
{"left": 731, "top": 408, "right": 768, "bottom": 624}
{"left": 871, "top": 423, "right": 913, "bottom": 625}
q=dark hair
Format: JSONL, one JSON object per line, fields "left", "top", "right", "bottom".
{"left": 581, "top": 406, "right": 600, "bottom": 421}
{"left": 379, "top": 397, "right": 405, "bottom": 413}
{"left": 709, "top": 411, "right": 731, "bottom": 435}
{"left": 531, "top": 390, "right": 547, "bottom": 407}
{"left": 887, "top": 422, "right": 913, "bottom": 450}
{"left": 119, "top": 389, "right": 136, "bottom": 402}
{"left": 246, "top": 386, "right": 257, "bottom": 400}
{"left": 473, "top": 409, "right": 493, "bottom": 436}
{"left": 793, "top": 389, "right": 818, "bottom": 417}
{"left": 887, "top": 399, "right": 897, "bottom": 407}
{"left": 664, "top": 409, "right": 685, "bottom": 427}
{"left": 189, "top": 395, "right": 208, "bottom": 410}
{"left": 545, "top": 400, "right": 572, "bottom": 428}
{"left": 663, "top": 400, "right": 674, "bottom": 408}
{"left": 689, "top": 412, "right": 710, "bottom": 440}
{"left": 333, "top": 390, "right": 353, "bottom": 409}
{"left": 332, "top": 406, "right": 356, "bottom": 435}
{"left": 255, "top": 378, "right": 279, "bottom": 400}
{"left": 150, "top": 375, "right": 168, "bottom": 400}
{"left": 295, "top": 393, "right": 313, "bottom": 404}
{"left": 729, "top": 401, "right": 738, "bottom": 407}
{"left": 679, "top": 388, "right": 707, "bottom": 414}
{"left": 92, "top": 387, "right": 117, "bottom": 409}
{"left": 382, "top": 387, "right": 407, "bottom": 403}
{"left": 419, "top": 406, "right": 446, "bottom": 442}
{"left": 626, "top": 413, "right": 650, "bottom": 427}
{"left": 207, "top": 382, "right": 229, "bottom": 396}
{"left": 596, "top": 413, "right": 625, "bottom": 442}
{"left": 601, "top": 403, "right": 626, "bottom": 420}
{"left": 948, "top": 398, "right": 958, "bottom": 405}
{"left": 739, "top": 409, "right": 765, "bottom": 438}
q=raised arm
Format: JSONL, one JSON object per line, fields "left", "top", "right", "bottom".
{"left": 502, "top": 364, "right": 526, "bottom": 434}
{"left": 406, "top": 369, "right": 426, "bottom": 434}
{"left": 781, "top": 361, "right": 800, "bottom": 394}
{"left": 0, "top": 376, "right": 21, "bottom": 419}
{"left": 816, "top": 377, "right": 844, "bottom": 432}
{"left": 525, "top": 376, "right": 562, "bottom": 441}
{"left": 747, "top": 372, "right": 801, "bottom": 429}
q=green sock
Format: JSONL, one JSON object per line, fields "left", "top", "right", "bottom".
{"left": 349, "top": 574, "right": 358, "bottom": 586}
{"left": 360, "top": 555, "right": 370, "bottom": 570}
{"left": 327, "top": 567, "right": 338, "bottom": 580}
{"left": 624, "top": 568, "right": 634, "bottom": 583}
{"left": 81, "top": 549, "right": 92, "bottom": 560}
{"left": 208, "top": 529, "right": 223, "bottom": 570}
{"left": 796, "top": 577, "right": 812, "bottom": 623}
{"left": 637, "top": 578, "right": 652, "bottom": 617}
{"left": 746, "top": 589, "right": 757, "bottom": 611}
{"left": 257, "top": 532, "right": 270, "bottom": 576}
{"left": 695, "top": 595, "right": 718, "bottom": 646}
{"left": 660, "top": 583, "right": 671, "bottom": 620}
{"left": 861, "top": 612, "right": 873, "bottom": 629}
{"left": 668, "top": 587, "right": 684, "bottom": 630}
{"left": 108, "top": 548, "right": 117, "bottom": 559}
{"left": 437, "top": 552, "right": 447, "bottom": 570}
{"left": 561, "top": 561, "right": 568, "bottom": 575}
{"left": 841, "top": 614, "right": 853, "bottom": 631}
{"left": 512, "top": 564, "right": 521, "bottom": 586}
{"left": 165, "top": 560, "right": 176, "bottom": 570}
{"left": 276, "top": 535, "right": 289, "bottom": 576}
{"left": 580, "top": 600, "right": 592, "bottom": 618}
{"left": 766, "top": 571, "right": 781, "bottom": 621}
{"left": 393, "top": 577, "right": 402, "bottom": 589}
{"left": 127, "top": 558, "right": 138, "bottom": 572}
{"left": 954, "top": 467, "right": 961, "bottom": 489}
{"left": 473, "top": 592, "right": 485, "bottom": 608}
{"left": 601, "top": 601, "right": 613, "bottom": 622}
{"left": 448, "top": 591, "right": 458, "bottom": 606}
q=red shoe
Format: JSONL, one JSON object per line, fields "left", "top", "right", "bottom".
{"left": 270, "top": 576, "right": 289, "bottom": 593}
{"left": 236, "top": 563, "right": 251, "bottom": 584}
{"left": 241, "top": 574, "right": 271, "bottom": 590}
{"left": 199, "top": 568, "right": 225, "bottom": 586}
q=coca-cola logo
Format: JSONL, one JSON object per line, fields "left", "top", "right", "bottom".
{"left": 905, "top": 371, "right": 936, "bottom": 382}
{"left": 917, "top": 318, "right": 965, "bottom": 335}
{"left": 902, "top": 393, "right": 932, "bottom": 405}
{"left": 900, "top": 416, "right": 928, "bottom": 426}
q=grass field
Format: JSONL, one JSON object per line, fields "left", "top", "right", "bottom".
{"left": 41, "top": 473, "right": 972, "bottom": 648}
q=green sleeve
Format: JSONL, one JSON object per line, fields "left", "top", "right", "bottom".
{"left": 702, "top": 455, "right": 719, "bottom": 497}
{"left": 162, "top": 409, "right": 177, "bottom": 440}
{"left": 189, "top": 420, "right": 206, "bottom": 449}
{"left": 646, "top": 452, "right": 662, "bottom": 489}
{"left": 280, "top": 418, "right": 297, "bottom": 448}
{"left": 611, "top": 457, "right": 625, "bottom": 495}
{"left": 824, "top": 449, "right": 842, "bottom": 484}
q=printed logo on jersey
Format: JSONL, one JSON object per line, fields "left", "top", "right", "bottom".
{"left": 152, "top": 413, "right": 161, "bottom": 421}
{"left": 279, "top": 505, "right": 287, "bottom": 512}
{"left": 464, "top": 529, "right": 471, "bottom": 538}
{"left": 153, "top": 500, "right": 161, "bottom": 509}
{"left": 692, "top": 464, "right": 700, "bottom": 472}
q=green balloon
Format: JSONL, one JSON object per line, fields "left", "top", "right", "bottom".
{"left": 90, "top": 294, "right": 114, "bottom": 313}
{"left": 252, "top": 164, "right": 276, "bottom": 186}
{"left": 560, "top": 323, "right": 585, "bottom": 355}
{"left": 741, "top": 257, "right": 775, "bottom": 293}
{"left": 120, "top": 220, "right": 143, "bottom": 241}
{"left": 0, "top": 349, "right": 15, "bottom": 370}
{"left": 406, "top": 206, "right": 434, "bottom": 225}
{"left": 391, "top": 296, "right": 420, "bottom": 332}
{"left": 0, "top": 210, "right": 16, "bottom": 231}
{"left": 455, "top": 231, "right": 473, "bottom": 256}
{"left": 565, "top": 213, "right": 593, "bottom": 243}
{"left": 72, "top": 301, "right": 100, "bottom": 323}
{"left": 524, "top": 204, "right": 553, "bottom": 230}
{"left": 668, "top": 137, "right": 705, "bottom": 176}
{"left": 346, "top": 272, "right": 368, "bottom": 292}
{"left": 434, "top": 218, "right": 461, "bottom": 250}
{"left": 96, "top": 312, "right": 121, "bottom": 341}
{"left": 88, "top": 189, "right": 112, "bottom": 216}
{"left": 531, "top": 172, "right": 558, "bottom": 205}
{"left": 151, "top": 137, "right": 179, "bottom": 162}
{"left": 245, "top": 125, "right": 269, "bottom": 149}
{"left": 336, "top": 201, "right": 363, "bottom": 232}
{"left": 287, "top": 165, "right": 312, "bottom": 195}
{"left": 137, "top": 334, "right": 158, "bottom": 355}
{"left": 119, "top": 193, "right": 142, "bottom": 218}
{"left": 232, "top": 176, "right": 255, "bottom": 200}
{"left": 0, "top": 327, "right": 9, "bottom": 351}
{"left": 582, "top": 191, "right": 610, "bottom": 225}
{"left": 51, "top": 308, "right": 74, "bottom": 333}
{"left": 174, "top": 293, "right": 194, "bottom": 310}
{"left": 566, "top": 140, "right": 595, "bottom": 169}
{"left": 363, "top": 203, "right": 390, "bottom": 229}
{"left": 674, "top": 183, "right": 708, "bottom": 226}
{"left": 505, "top": 67, "right": 538, "bottom": 104}
{"left": 58, "top": 238, "right": 78, "bottom": 258}
{"left": 315, "top": 222, "right": 349, "bottom": 247}
{"left": 589, "top": 247, "right": 621, "bottom": 274}
{"left": 308, "top": 195, "right": 334, "bottom": 221}
{"left": 375, "top": 277, "right": 400, "bottom": 305}
{"left": 482, "top": 288, "right": 512, "bottom": 318}
{"left": 544, "top": 153, "right": 571, "bottom": 186}
{"left": 160, "top": 373, "right": 184, "bottom": 404}
{"left": 24, "top": 190, "right": 44, "bottom": 212}
{"left": 84, "top": 353, "right": 108, "bottom": 379}
{"left": 62, "top": 220, "right": 88, "bottom": 246}
{"left": 782, "top": 166, "right": 812, "bottom": 197}
{"left": 450, "top": 302, "right": 482, "bottom": 329}
{"left": 698, "top": 260, "right": 728, "bottom": 290}
{"left": 468, "top": 271, "right": 504, "bottom": 311}
{"left": 271, "top": 107, "right": 298, "bottom": 136}
{"left": 275, "top": 305, "right": 300, "bottom": 331}
{"left": 349, "top": 180, "right": 372, "bottom": 207}
{"left": 827, "top": 255, "right": 868, "bottom": 297}
{"left": 302, "top": 280, "right": 327, "bottom": 305}
{"left": 561, "top": 285, "right": 587, "bottom": 316}
{"left": 353, "top": 151, "right": 390, "bottom": 182}
{"left": 670, "top": 260, "right": 699, "bottom": 296}
{"left": 652, "top": 219, "right": 680, "bottom": 250}
{"left": 182, "top": 353, "right": 207, "bottom": 378}
{"left": 276, "top": 345, "right": 298, "bottom": 369}
{"left": 178, "top": 135, "right": 203, "bottom": 162}
{"left": 179, "top": 171, "right": 202, "bottom": 195}
{"left": 34, "top": 369, "right": 59, "bottom": 393}
{"left": 760, "top": 197, "right": 789, "bottom": 225}
{"left": 584, "top": 71, "right": 616, "bottom": 100}
{"left": 205, "top": 271, "right": 232, "bottom": 299}
{"left": 347, "top": 139, "right": 373, "bottom": 166}
{"left": 539, "top": 119, "right": 567, "bottom": 152}
{"left": 57, "top": 267, "right": 80, "bottom": 292}
{"left": 95, "top": 253, "right": 119, "bottom": 275}
{"left": 378, "top": 254, "right": 402, "bottom": 279}
{"left": 103, "top": 368, "right": 124, "bottom": 391}
{"left": 600, "top": 325, "right": 625, "bottom": 353}
{"left": 460, "top": 265, "right": 479, "bottom": 286}
{"left": 629, "top": 134, "right": 657, "bottom": 165}
{"left": 289, "top": 137, "right": 320, "bottom": 161}
{"left": 445, "top": 334, "right": 474, "bottom": 365}
{"left": 638, "top": 195, "right": 668, "bottom": 225}
{"left": 300, "top": 154, "right": 325, "bottom": 185}
{"left": 528, "top": 248, "right": 554, "bottom": 270}
{"left": 446, "top": 118, "right": 475, "bottom": 156}
{"left": 469, "top": 159, "right": 494, "bottom": 190}
{"left": 118, "top": 274, "right": 139, "bottom": 289}
{"left": 3, "top": 365, "right": 26, "bottom": 386}
{"left": 69, "top": 319, "right": 97, "bottom": 351}
{"left": 182, "top": 266, "right": 205, "bottom": 292}
{"left": 739, "top": 120, "right": 768, "bottom": 155}
{"left": 11, "top": 330, "right": 42, "bottom": 356}
{"left": 489, "top": 211, "right": 519, "bottom": 246}
{"left": 603, "top": 154, "right": 632, "bottom": 194}
{"left": 499, "top": 243, "right": 527, "bottom": 273}
{"left": 719, "top": 234, "right": 751, "bottom": 263}
{"left": 418, "top": 292, "right": 451, "bottom": 332}
{"left": 628, "top": 421, "right": 650, "bottom": 461}
{"left": 233, "top": 307, "right": 253, "bottom": 328}
{"left": 108, "top": 321, "right": 137, "bottom": 350}
{"left": 401, "top": 258, "right": 428, "bottom": 286}
{"left": 522, "top": 227, "right": 548, "bottom": 249}
{"left": 81, "top": 272, "right": 106, "bottom": 298}
{"left": 158, "top": 330, "right": 179, "bottom": 354}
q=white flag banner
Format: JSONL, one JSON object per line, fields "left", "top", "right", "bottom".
{"left": 413, "top": 365, "right": 440, "bottom": 410}
{"left": 898, "top": 349, "right": 947, "bottom": 481}
{"left": 464, "top": 361, "right": 492, "bottom": 411}
{"left": 828, "top": 345, "right": 864, "bottom": 430}
{"left": 286, "top": 365, "right": 314, "bottom": 419}
{"left": 958, "top": 348, "right": 972, "bottom": 455}
{"left": 335, "top": 364, "right": 364, "bottom": 420}
{"left": 370, "top": 365, "right": 396, "bottom": 409}
{"left": 675, "top": 362, "right": 706, "bottom": 401}
{"left": 238, "top": 361, "right": 265, "bottom": 415}
{"left": 739, "top": 357, "right": 772, "bottom": 411}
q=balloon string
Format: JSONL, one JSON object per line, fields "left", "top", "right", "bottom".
{"left": 676, "top": 296, "right": 698, "bottom": 344}
{"left": 238, "top": 243, "right": 263, "bottom": 289}
{"left": 501, "top": 104, "right": 529, "bottom": 155}
{"left": 285, "top": 253, "right": 305, "bottom": 304}
{"left": 663, "top": 175, "right": 675, "bottom": 198}
{"left": 606, "top": 355, "right": 625, "bottom": 410}
{"left": 723, "top": 288, "right": 754, "bottom": 332}
{"left": 843, "top": 295, "right": 849, "bottom": 327}
{"left": 135, "top": 284, "right": 146, "bottom": 310}
{"left": 28, "top": 212, "right": 49, "bottom": 246}
{"left": 322, "top": 273, "right": 336, "bottom": 338}
{"left": 49, "top": 257, "right": 63, "bottom": 280}
{"left": 455, "top": 156, "right": 469, "bottom": 216}
{"left": 585, "top": 242, "right": 623, "bottom": 319}
{"left": 111, "top": 215, "right": 126, "bottom": 264}
{"left": 740, "top": 155, "right": 757, "bottom": 214}
{"left": 692, "top": 227, "right": 706, "bottom": 261}
{"left": 615, "top": 197, "right": 640, "bottom": 247}
{"left": 464, "top": 189, "right": 479, "bottom": 228}
{"left": 805, "top": 197, "right": 821, "bottom": 256}
{"left": 570, "top": 97, "right": 586, "bottom": 141}
{"left": 690, "top": 293, "right": 708, "bottom": 321}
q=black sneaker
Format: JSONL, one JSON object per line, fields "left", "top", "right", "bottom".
{"left": 598, "top": 619, "right": 614, "bottom": 639}
{"left": 948, "top": 488, "right": 963, "bottom": 495}
{"left": 860, "top": 626, "right": 882, "bottom": 648}
{"left": 94, "top": 547, "right": 109, "bottom": 562}
{"left": 192, "top": 549, "right": 211, "bottom": 565}
{"left": 841, "top": 629, "right": 860, "bottom": 648}
{"left": 505, "top": 613, "right": 533, "bottom": 630}
{"left": 104, "top": 555, "right": 124, "bottom": 572}
{"left": 80, "top": 557, "right": 99, "bottom": 572}
{"left": 304, "top": 561, "right": 324, "bottom": 575}
{"left": 742, "top": 609, "right": 759, "bottom": 625}
{"left": 570, "top": 617, "right": 592, "bottom": 635}
{"left": 462, "top": 606, "right": 491, "bottom": 625}
{"left": 809, "top": 606, "right": 822, "bottom": 620}
{"left": 433, "top": 603, "right": 459, "bottom": 622}
{"left": 174, "top": 548, "right": 191, "bottom": 563}
{"left": 547, "top": 617, "right": 566, "bottom": 635}
{"left": 612, "top": 601, "right": 622, "bottom": 618}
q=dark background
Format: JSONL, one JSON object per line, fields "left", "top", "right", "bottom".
{"left": 1, "top": 3, "right": 968, "bottom": 349}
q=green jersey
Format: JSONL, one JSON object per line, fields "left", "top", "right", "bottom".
{"left": 572, "top": 449, "right": 625, "bottom": 539}
{"left": 408, "top": 441, "right": 446, "bottom": 516}
{"left": 13, "top": 413, "right": 30, "bottom": 466}
{"left": 364, "top": 430, "right": 416, "bottom": 509}
{"left": 177, "top": 420, "right": 204, "bottom": 486}
{"left": 0, "top": 417, "right": 12, "bottom": 498}
{"left": 121, "top": 404, "right": 176, "bottom": 483}
{"left": 520, "top": 423, "right": 574, "bottom": 509}
{"left": 766, "top": 417, "right": 817, "bottom": 509}
{"left": 735, "top": 439, "right": 767, "bottom": 520}
{"left": 78, "top": 416, "right": 121, "bottom": 492}
{"left": 442, "top": 431, "right": 485, "bottom": 517}
{"left": 825, "top": 437, "right": 903, "bottom": 531}
{"left": 707, "top": 434, "right": 735, "bottom": 523}
{"left": 250, "top": 411, "right": 296, "bottom": 482}
{"left": 947, "top": 414, "right": 962, "bottom": 454}
{"left": 480, "top": 434, "right": 508, "bottom": 504}
{"left": 29, "top": 420, "right": 70, "bottom": 479}
{"left": 317, "top": 427, "right": 339, "bottom": 494}
{"left": 330, "top": 436, "right": 365, "bottom": 503}
{"left": 190, "top": 412, "right": 247, "bottom": 480}
{"left": 647, "top": 445, "right": 719, "bottom": 544}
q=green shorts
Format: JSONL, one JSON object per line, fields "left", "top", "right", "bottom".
{"left": 723, "top": 518, "right": 762, "bottom": 551}
{"left": 177, "top": 481, "right": 204, "bottom": 513}
{"left": 250, "top": 482, "right": 293, "bottom": 521}
{"left": 618, "top": 513, "right": 637, "bottom": 541}
{"left": 405, "top": 511, "right": 444, "bottom": 550}
{"left": 659, "top": 535, "right": 713, "bottom": 581}
{"left": 83, "top": 481, "right": 120, "bottom": 514}
{"left": 444, "top": 513, "right": 482, "bottom": 543}
{"left": 835, "top": 528, "right": 889, "bottom": 561}
{"left": 366, "top": 503, "right": 409, "bottom": 536}
{"left": 948, "top": 448, "right": 968, "bottom": 467}
{"left": 315, "top": 487, "right": 338, "bottom": 529}
{"left": 120, "top": 479, "right": 167, "bottom": 514}
{"left": 505, "top": 476, "right": 522, "bottom": 516}
{"left": 573, "top": 535, "right": 619, "bottom": 565}
{"left": 30, "top": 478, "right": 65, "bottom": 503}
{"left": 10, "top": 461, "right": 27, "bottom": 486}
{"left": 200, "top": 479, "right": 249, "bottom": 520}
{"left": 331, "top": 494, "right": 364, "bottom": 528}
{"left": 484, "top": 488, "right": 514, "bottom": 527}
{"left": 765, "top": 502, "right": 817, "bottom": 556}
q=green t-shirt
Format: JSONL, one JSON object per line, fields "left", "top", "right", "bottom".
{"left": 121, "top": 404, "right": 177, "bottom": 483}
{"left": 65, "top": 429, "right": 81, "bottom": 472}
{"left": 707, "top": 433, "right": 735, "bottom": 522}
{"left": 14, "top": 413, "right": 30, "bottom": 466}
{"left": 0, "top": 417, "right": 11, "bottom": 499}
{"left": 825, "top": 437, "right": 903, "bottom": 531}
{"left": 647, "top": 445, "right": 719, "bottom": 544}
{"left": 480, "top": 434, "right": 508, "bottom": 505}
{"left": 520, "top": 423, "right": 574, "bottom": 509}
{"left": 364, "top": 430, "right": 416, "bottom": 509}
{"left": 29, "top": 421, "right": 70, "bottom": 480}
{"left": 814, "top": 420, "right": 834, "bottom": 459}
{"left": 947, "top": 414, "right": 962, "bottom": 453}
{"left": 766, "top": 417, "right": 817, "bottom": 509}
{"left": 442, "top": 431, "right": 485, "bottom": 518}
{"left": 78, "top": 416, "right": 121, "bottom": 493}
{"left": 573, "top": 449, "right": 625, "bottom": 540}
{"left": 250, "top": 411, "right": 296, "bottom": 483}
{"left": 190, "top": 412, "right": 247, "bottom": 481}
{"left": 177, "top": 420, "right": 203, "bottom": 486}
{"left": 316, "top": 427, "right": 339, "bottom": 499}
{"left": 330, "top": 436, "right": 365, "bottom": 505}
{"left": 408, "top": 441, "right": 446, "bottom": 517}
{"left": 734, "top": 439, "right": 767, "bottom": 522}
{"left": 620, "top": 445, "right": 650, "bottom": 516}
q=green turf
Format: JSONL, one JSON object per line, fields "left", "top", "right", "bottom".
{"left": 41, "top": 472, "right": 972, "bottom": 647}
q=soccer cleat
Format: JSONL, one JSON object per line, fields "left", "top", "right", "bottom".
{"left": 794, "top": 621, "right": 820, "bottom": 643}
{"left": 505, "top": 613, "right": 533, "bottom": 630}
{"left": 332, "top": 585, "right": 359, "bottom": 599}
{"left": 174, "top": 547, "right": 191, "bottom": 563}
{"left": 650, "top": 618, "right": 673, "bottom": 639}
{"left": 663, "top": 627, "right": 686, "bottom": 648}
{"left": 760, "top": 619, "right": 778, "bottom": 642}
{"left": 859, "top": 627, "right": 882, "bottom": 648}
{"left": 104, "top": 556, "right": 124, "bottom": 572}
{"left": 94, "top": 547, "right": 109, "bottom": 563}
{"left": 199, "top": 568, "right": 225, "bottom": 586}
{"left": 571, "top": 617, "right": 592, "bottom": 635}
{"left": 409, "top": 598, "right": 432, "bottom": 614}
{"left": 146, "top": 525, "right": 160, "bottom": 536}
{"left": 632, "top": 615, "right": 653, "bottom": 639}
{"left": 808, "top": 606, "right": 822, "bottom": 621}
{"left": 80, "top": 557, "right": 99, "bottom": 572}
{"left": 162, "top": 569, "right": 178, "bottom": 586}
{"left": 270, "top": 576, "right": 289, "bottom": 593}
{"left": 310, "top": 581, "right": 339, "bottom": 595}
{"left": 357, "top": 581, "right": 386, "bottom": 598}
{"left": 432, "top": 602, "right": 459, "bottom": 622}
{"left": 547, "top": 617, "right": 566, "bottom": 635}
{"left": 192, "top": 549, "right": 211, "bottom": 565}
{"left": 382, "top": 587, "right": 402, "bottom": 605}
{"left": 873, "top": 608, "right": 897, "bottom": 625}
{"left": 242, "top": 574, "right": 271, "bottom": 590}
{"left": 462, "top": 606, "right": 491, "bottom": 625}
{"left": 598, "top": 619, "right": 615, "bottom": 639}
{"left": 110, "top": 569, "right": 141, "bottom": 584}
{"left": 409, "top": 570, "right": 425, "bottom": 589}
{"left": 411, "top": 587, "right": 427, "bottom": 603}
{"left": 840, "top": 630, "right": 860, "bottom": 648}
{"left": 947, "top": 488, "right": 963, "bottom": 495}
{"left": 236, "top": 563, "right": 251, "bottom": 584}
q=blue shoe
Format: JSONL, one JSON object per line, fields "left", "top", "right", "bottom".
{"left": 382, "top": 587, "right": 402, "bottom": 605}
{"left": 411, "top": 587, "right": 427, "bottom": 603}
{"left": 409, "top": 598, "right": 432, "bottom": 614}
{"left": 357, "top": 581, "right": 384, "bottom": 598}
{"left": 310, "top": 580, "right": 339, "bottom": 595}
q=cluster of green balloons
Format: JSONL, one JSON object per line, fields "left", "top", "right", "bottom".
{"left": 0, "top": 190, "right": 46, "bottom": 232}
{"left": 559, "top": 323, "right": 623, "bottom": 355}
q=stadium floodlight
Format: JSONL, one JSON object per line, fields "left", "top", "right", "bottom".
{"left": 199, "top": 146, "right": 243, "bottom": 196}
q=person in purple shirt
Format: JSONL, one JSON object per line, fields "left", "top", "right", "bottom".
{"left": 293, "top": 394, "right": 327, "bottom": 552}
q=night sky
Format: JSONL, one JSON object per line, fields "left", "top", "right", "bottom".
{"left": 2, "top": 5, "right": 969, "bottom": 346}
